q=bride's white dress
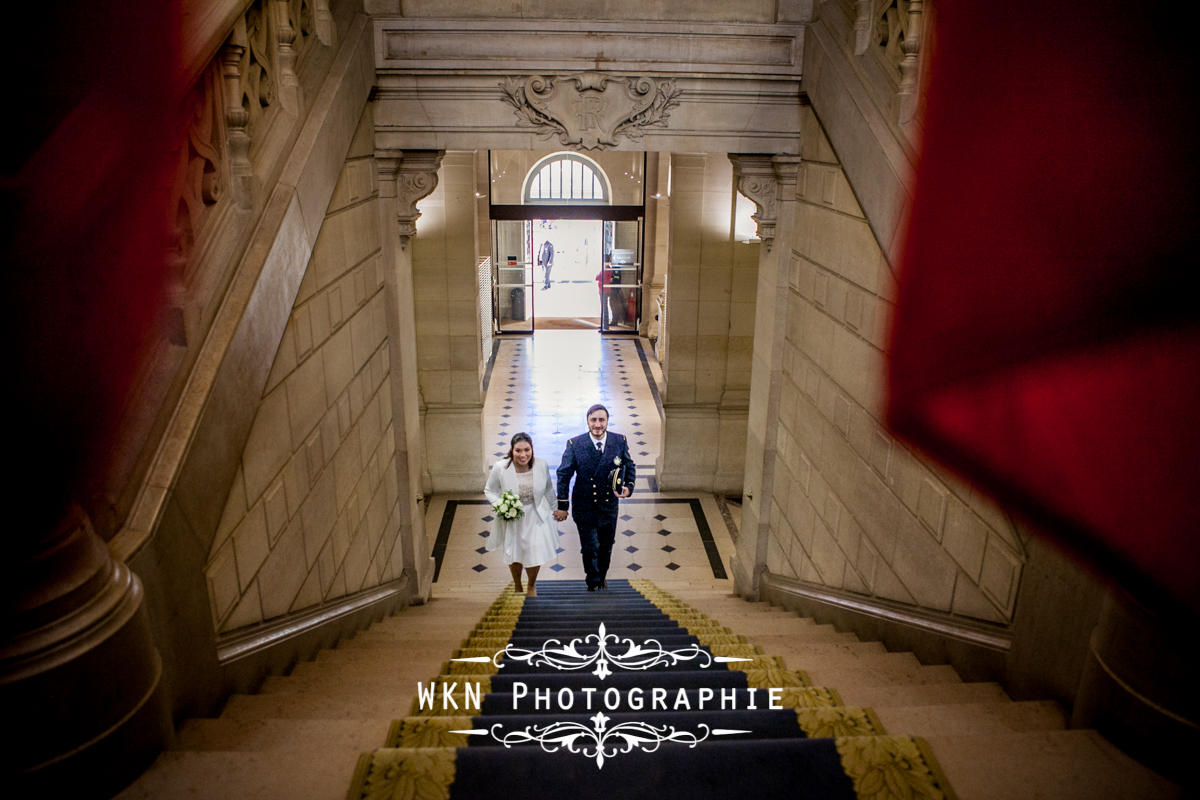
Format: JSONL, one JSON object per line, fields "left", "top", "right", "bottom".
{"left": 483, "top": 457, "right": 560, "bottom": 567}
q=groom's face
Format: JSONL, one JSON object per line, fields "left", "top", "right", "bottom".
{"left": 588, "top": 409, "right": 609, "bottom": 438}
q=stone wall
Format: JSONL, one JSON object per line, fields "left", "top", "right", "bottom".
{"left": 205, "top": 106, "right": 406, "bottom": 632}
{"left": 658, "top": 153, "right": 758, "bottom": 492}
{"left": 412, "top": 152, "right": 485, "bottom": 492}
{"left": 752, "top": 108, "right": 1028, "bottom": 624}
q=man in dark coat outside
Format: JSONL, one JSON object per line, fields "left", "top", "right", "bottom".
{"left": 554, "top": 404, "right": 635, "bottom": 590}
{"left": 538, "top": 239, "right": 555, "bottom": 289}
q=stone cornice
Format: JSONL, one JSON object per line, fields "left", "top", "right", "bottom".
{"left": 373, "top": 18, "right": 805, "bottom": 77}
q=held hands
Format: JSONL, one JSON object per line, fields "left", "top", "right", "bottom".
{"left": 553, "top": 510, "right": 568, "bottom": 521}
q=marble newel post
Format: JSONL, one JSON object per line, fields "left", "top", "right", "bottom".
{"left": 729, "top": 154, "right": 802, "bottom": 599}
{"left": 1, "top": 504, "right": 172, "bottom": 795}
{"left": 375, "top": 149, "right": 444, "bottom": 604}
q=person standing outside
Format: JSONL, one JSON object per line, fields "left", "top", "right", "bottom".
{"left": 538, "top": 239, "right": 555, "bottom": 290}
{"left": 554, "top": 405, "right": 635, "bottom": 590}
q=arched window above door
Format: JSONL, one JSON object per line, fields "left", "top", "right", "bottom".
{"left": 522, "top": 153, "right": 611, "bottom": 204}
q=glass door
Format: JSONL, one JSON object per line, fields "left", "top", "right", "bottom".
{"left": 493, "top": 220, "right": 534, "bottom": 333}
{"left": 599, "top": 218, "right": 643, "bottom": 333}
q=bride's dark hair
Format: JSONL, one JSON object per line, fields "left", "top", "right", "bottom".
{"left": 505, "top": 432, "right": 534, "bottom": 466}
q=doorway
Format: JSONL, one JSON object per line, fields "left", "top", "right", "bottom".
{"left": 493, "top": 218, "right": 643, "bottom": 334}
{"left": 533, "top": 219, "right": 601, "bottom": 328}
{"left": 489, "top": 150, "right": 646, "bottom": 336}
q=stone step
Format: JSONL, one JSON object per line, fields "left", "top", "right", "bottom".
{"left": 809, "top": 662, "right": 962, "bottom": 690}
{"left": 145, "top": 576, "right": 1178, "bottom": 800}
{"left": 283, "top": 659, "right": 442, "bottom": 681}
{"left": 384, "top": 600, "right": 496, "bottom": 613}
{"left": 838, "top": 681, "right": 1011, "bottom": 708}
{"left": 375, "top": 608, "right": 490, "bottom": 620}
{"left": 175, "top": 718, "right": 390, "bottom": 752}
{"left": 317, "top": 643, "right": 463, "bottom": 662}
{"left": 351, "top": 626, "right": 479, "bottom": 642}
{"left": 391, "top": 596, "right": 497, "bottom": 607}
{"left": 343, "top": 623, "right": 859, "bottom": 652}
{"left": 682, "top": 603, "right": 793, "bottom": 615}
{"left": 747, "top": 641, "right": 887, "bottom": 659}
{"left": 261, "top": 666, "right": 439, "bottom": 694}
{"left": 219, "top": 692, "right": 415, "bottom": 722}
{"left": 339, "top": 631, "right": 483, "bottom": 647}
{"left": 115, "top": 750, "right": 357, "bottom": 800}
{"left": 778, "top": 649, "right": 928, "bottom": 674}
{"left": 369, "top": 616, "right": 489, "bottom": 631}
{"left": 873, "top": 701, "right": 1067, "bottom": 737}
{"left": 926, "top": 730, "right": 1179, "bottom": 800}
{"left": 727, "top": 626, "right": 860, "bottom": 642}
{"left": 262, "top": 653, "right": 953, "bottom": 699}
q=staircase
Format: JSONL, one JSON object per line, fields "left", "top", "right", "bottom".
{"left": 118, "top": 581, "right": 1177, "bottom": 799}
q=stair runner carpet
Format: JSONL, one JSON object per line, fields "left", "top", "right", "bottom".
{"left": 345, "top": 579, "right": 958, "bottom": 799}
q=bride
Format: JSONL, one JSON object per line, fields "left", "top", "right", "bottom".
{"left": 484, "top": 432, "right": 559, "bottom": 596}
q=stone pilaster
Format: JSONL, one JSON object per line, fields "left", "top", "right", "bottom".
{"left": 731, "top": 153, "right": 802, "bottom": 599}
{"left": 657, "top": 153, "right": 757, "bottom": 494}
{"left": 411, "top": 152, "right": 487, "bottom": 492}
{"left": 375, "top": 148, "right": 444, "bottom": 604}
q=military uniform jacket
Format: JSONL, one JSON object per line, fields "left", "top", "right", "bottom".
{"left": 556, "top": 432, "right": 635, "bottom": 526}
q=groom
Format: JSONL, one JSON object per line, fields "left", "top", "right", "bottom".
{"left": 554, "top": 404, "right": 636, "bottom": 591}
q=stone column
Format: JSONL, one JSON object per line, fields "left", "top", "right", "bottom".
{"left": 730, "top": 154, "right": 802, "bottom": 599}
{"left": 375, "top": 149, "right": 444, "bottom": 604}
{"left": 1, "top": 504, "right": 172, "bottom": 795}
{"left": 1070, "top": 588, "right": 1200, "bottom": 785}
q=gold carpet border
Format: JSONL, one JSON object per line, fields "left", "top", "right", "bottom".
{"left": 390, "top": 708, "right": 884, "bottom": 743}
{"left": 794, "top": 707, "right": 887, "bottom": 738}
{"left": 386, "top": 717, "right": 475, "bottom": 748}
{"left": 346, "top": 747, "right": 456, "bottom": 800}
{"left": 468, "top": 622, "right": 737, "bottom": 636}
{"left": 449, "top": 643, "right": 764, "bottom": 661}
{"left": 834, "top": 735, "right": 960, "bottom": 800}
{"left": 458, "top": 633, "right": 756, "bottom": 649}
{"left": 347, "top": 737, "right": 958, "bottom": 800}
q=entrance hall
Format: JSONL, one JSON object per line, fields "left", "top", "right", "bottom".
{"left": 427, "top": 330, "right": 736, "bottom": 587}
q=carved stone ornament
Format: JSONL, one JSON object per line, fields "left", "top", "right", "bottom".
{"left": 729, "top": 155, "right": 779, "bottom": 248}
{"left": 499, "top": 73, "right": 682, "bottom": 150}
{"left": 376, "top": 150, "right": 444, "bottom": 250}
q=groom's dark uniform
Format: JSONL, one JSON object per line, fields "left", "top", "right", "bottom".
{"left": 557, "top": 432, "right": 636, "bottom": 589}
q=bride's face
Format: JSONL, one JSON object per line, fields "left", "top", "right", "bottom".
{"left": 513, "top": 441, "right": 533, "bottom": 466}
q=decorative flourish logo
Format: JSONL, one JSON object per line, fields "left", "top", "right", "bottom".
{"left": 451, "top": 712, "right": 749, "bottom": 769}
{"left": 450, "top": 622, "right": 751, "bottom": 679}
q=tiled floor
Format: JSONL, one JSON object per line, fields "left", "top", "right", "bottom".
{"left": 427, "top": 330, "right": 736, "bottom": 588}
{"left": 481, "top": 330, "right": 661, "bottom": 472}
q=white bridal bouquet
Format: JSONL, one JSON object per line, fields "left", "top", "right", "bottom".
{"left": 494, "top": 490, "right": 524, "bottom": 521}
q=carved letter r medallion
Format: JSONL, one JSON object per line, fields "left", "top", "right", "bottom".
{"left": 500, "top": 73, "right": 681, "bottom": 150}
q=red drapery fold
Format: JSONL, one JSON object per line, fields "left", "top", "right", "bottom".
{"left": 3, "top": 2, "right": 182, "bottom": 539}
{"left": 889, "top": 0, "right": 1200, "bottom": 612}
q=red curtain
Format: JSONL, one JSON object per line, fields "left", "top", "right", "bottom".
{"left": 889, "top": 1, "right": 1200, "bottom": 612}
{"left": 2, "top": 3, "right": 181, "bottom": 539}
